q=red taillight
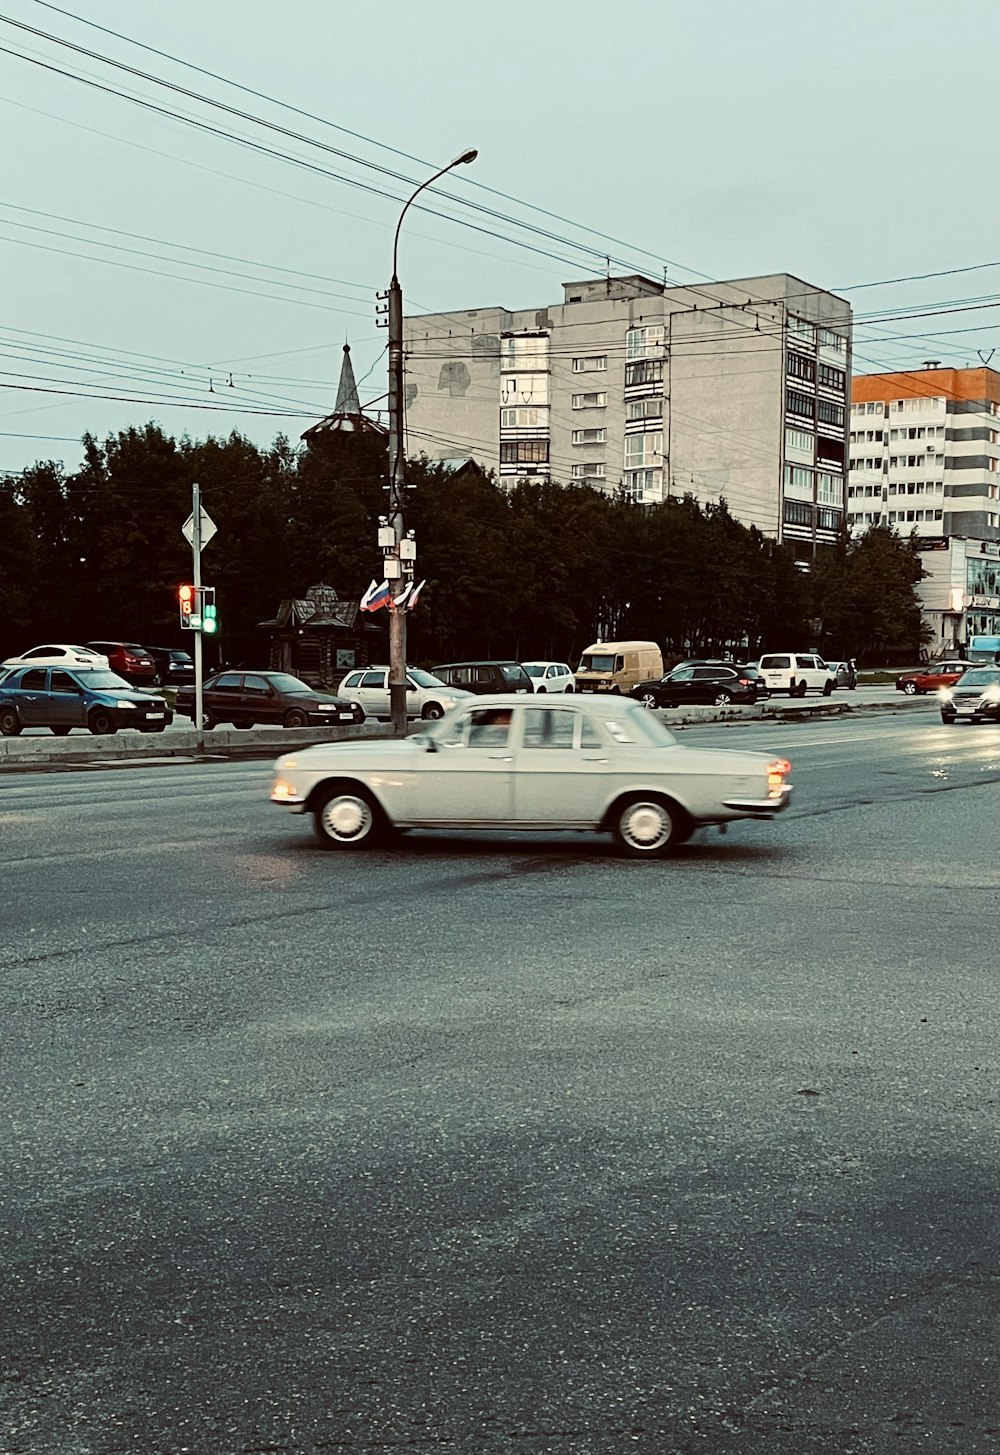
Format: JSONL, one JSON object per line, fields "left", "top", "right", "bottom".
{"left": 767, "top": 757, "right": 791, "bottom": 794}
{"left": 738, "top": 677, "right": 751, "bottom": 686}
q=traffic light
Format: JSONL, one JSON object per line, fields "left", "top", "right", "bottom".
{"left": 201, "top": 587, "right": 218, "bottom": 635}
{"left": 179, "top": 583, "right": 195, "bottom": 628}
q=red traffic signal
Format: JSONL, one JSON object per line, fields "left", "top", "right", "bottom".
{"left": 179, "top": 583, "right": 195, "bottom": 627}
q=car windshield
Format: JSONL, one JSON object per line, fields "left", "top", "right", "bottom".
{"left": 75, "top": 670, "right": 133, "bottom": 690}
{"left": 580, "top": 654, "right": 616, "bottom": 673}
{"left": 523, "top": 664, "right": 545, "bottom": 678}
{"left": 500, "top": 664, "right": 526, "bottom": 683}
{"left": 408, "top": 668, "right": 447, "bottom": 688}
{"left": 169, "top": 652, "right": 193, "bottom": 663}
{"left": 265, "top": 674, "right": 311, "bottom": 693}
{"left": 958, "top": 669, "right": 1000, "bottom": 687}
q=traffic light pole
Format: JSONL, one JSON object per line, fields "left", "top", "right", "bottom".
{"left": 191, "top": 480, "right": 204, "bottom": 747}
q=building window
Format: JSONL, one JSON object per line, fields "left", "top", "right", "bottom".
{"left": 625, "top": 324, "right": 665, "bottom": 360}
{"left": 786, "top": 388, "right": 814, "bottom": 419}
{"left": 817, "top": 507, "right": 842, "bottom": 531}
{"left": 623, "top": 468, "right": 662, "bottom": 501}
{"left": 818, "top": 328, "right": 847, "bottom": 353}
{"left": 783, "top": 499, "right": 813, "bottom": 525}
{"left": 571, "top": 463, "right": 606, "bottom": 479}
{"left": 624, "top": 432, "right": 662, "bottom": 471}
{"left": 787, "top": 350, "right": 816, "bottom": 382}
{"left": 499, "top": 440, "right": 549, "bottom": 464}
{"left": 572, "top": 355, "right": 607, "bottom": 372}
{"left": 788, "top": 316, "right": 815, "bottom": 343}
{"left": 817, "top": 473, "right": 844, "bottom": 507}
{"left": 500, "top": 334, "right": 548, "bottom": 371}
{"left": 572, "top": 428, "right": 607, "bottom": 445}
{"left": 818, "top": 362, "right": 846, "bottom": 391}
{"left": 817, "top": 398, "right": 845, "bottom": 428}
{"left": 624, "top": 359, "right": 664, "bottom": 388}
{"left": 866, "top": 402, "right": 882, "bottom": 415}
{"left": 783, "top": 464, "right": 814, "bottom": 500}
{"left": 501, "top": 374, "right": 549, "bottom": 405}
{"left": 786, "top": 426, "right": 814, "bottom": 453}
{"left": 628, "top": 398, "right": 663, "bottom": 421}
{"left": 500, "top": 407, "right": 548, "bottom": 429}
{"left": 571, "top": 391, "right": 607, "bottom": 409}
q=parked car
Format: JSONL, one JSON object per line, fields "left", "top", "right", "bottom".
{"left": 85, "top": 641, "right": 157, "bottom": 687}
{"left": 270, "top": 694, "right": 793, "bottom": 856}
{"left": 175, "top": 670, "right": 364, "bottom": 730}
{"left": 147, "top": 646, "right": 195, "bottom": 686}
{"left": 896, "top": 660, "right": 973, "bottom": 696}
{"left": 522, "top": 661, "right": 575, "bottom": 694}
{"left": 0, "top": 666, "right": 172, "bottom": 736}
{"left": 575, "top": 640, "right": 663, "bottom": 694}
{"left": 757, "top": 653, "right": 837, "bottom": 697}
{"left": 1, "top": 643, "right": 109, "bottom": 670}
{"left": 938, "top": 667, "right": 1000, "bottom": 723}
{"left": 338, "top": 666, "right": 471, "bottom": 721}
{"left": 431, "top": 660, "right": 533, "bottom": 695}
{"left": 631, "top": 663, "right": 763, "bottom": 709}
{"left": 825, "top": 659, "right": 858, "bottom": 689}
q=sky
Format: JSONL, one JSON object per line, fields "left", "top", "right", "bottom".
{"left": 1, "top": 0, "right": 998, "bottom": 479}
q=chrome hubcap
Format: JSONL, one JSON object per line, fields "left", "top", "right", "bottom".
{"left": 621, "top": 802, "right": 671, "bottom": 850}
{"left": 322, "top": 795, "right": 372, "bottom": 841}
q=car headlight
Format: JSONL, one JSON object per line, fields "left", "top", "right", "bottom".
{"left": 271, "top": 779, "right": 297, "bottom": 800}
{"left": 937, "top": 688, "right": 953, "bottom": 702}
{"left": 115, "top": 700, "right": 137, "bottom": 708}
{"left": 983, "top": 687, "right": 1000, "bottom": 703}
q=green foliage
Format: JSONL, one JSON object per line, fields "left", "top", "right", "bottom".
{"left": 0, "top": 423, "right": 928, "bottom": 665}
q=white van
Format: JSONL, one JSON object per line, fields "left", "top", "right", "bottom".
{"left": 575, "top": 640, "right": 663, "bottom": 694}
{"left": 757, "top": 653, "right": 837, "bottom": 697}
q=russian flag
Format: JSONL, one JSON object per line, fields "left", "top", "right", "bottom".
{"left": 360, "top": 579, "right": 392, "bottom": 612}
{"left": 406, "top": 579, "right": 426, "bottom": 613}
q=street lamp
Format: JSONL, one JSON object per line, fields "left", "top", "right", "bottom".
{"left": 385, "top": 148, "right": 477, "bottom": 735}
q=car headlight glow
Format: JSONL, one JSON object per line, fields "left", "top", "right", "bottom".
{"left": 271, "top": 779, "right": 297, "bottom": 800}
{"left": 982, "top": 687, "right": 1000, "bottom": 703}
{"left": 937, "top": 688, "right": 953, "bottom": 702}
{"left": 115, "top": 700, "right": 137, "bottom": 708}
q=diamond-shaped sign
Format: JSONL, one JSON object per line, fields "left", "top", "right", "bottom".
{"left": 182, "top": 508, "right": 217, "bottom": 547}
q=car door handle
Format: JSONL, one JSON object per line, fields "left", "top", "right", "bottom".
{"left": 583, "top": 756, "right": 609, "bottom": 763}
{"left": 488, "top": 754, "right": 513, "bottom": 761}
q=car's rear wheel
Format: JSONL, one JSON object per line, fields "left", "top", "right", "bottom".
{"left": 638, "top": 691, "right": 658, "bottom": 709}
{"left": 903, "top": 680, "right": 918, "bottom": 696}
{"left": 612, "top": 795, "right": 688, "bottom": 857}
{"left": 422, "top": 703, "right": 444, "bottom": 721}
{"left": 713, "top": 691, "right": 733, "bottom": 706}
{"left": 822, "top": 680, "right": 833, "bottom": 696}
{"left": 140, "top": 724, "right": 166, "bottom": 733}
{"left": 564, "top": 685, "right": 574, "bottom": 694}
{"left": 284, "top": 708, "right": 308, "bottom": 729}
{"left": 313, "top": 785, "right": 385, "bottom": 849}
{"left": 795, "top": 681, "right": 808, "bottom": 698}
{"left": 88, "top": 709, "right": 116, "bottom": 736}
{"left": 50, "top": 726, "right": 72, "bottom": 736}
{"left": 0, "top": 707, "right": 22, "bottom": 736}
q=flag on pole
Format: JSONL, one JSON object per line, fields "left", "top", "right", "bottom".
{"left": 360, "top": 579, "right": 391, "bottom": 612}
{"left": 392, "top": 582, "right": 414, "bottom": 611}
{"left": 406, "top": 579, "right": 426, "bottom": 612}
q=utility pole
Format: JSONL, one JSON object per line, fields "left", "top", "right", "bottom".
{"left": 191, "top": 480, "right": 204, "bottom": 747}
{"left": 384, "top": 147, "right": 478, "bottom": 737}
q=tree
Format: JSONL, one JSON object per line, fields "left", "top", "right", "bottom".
{"left": 813, "top": 525, "right": 927, "bottom": 658}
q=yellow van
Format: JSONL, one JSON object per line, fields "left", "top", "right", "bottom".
{"left": 575, "top": 640, "right": 664, "bottom": 694}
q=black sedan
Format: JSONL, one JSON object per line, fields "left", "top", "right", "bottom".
{"left": 631, "top": 663, "right": 763, "bottom": 710}
{"left": 175, "top": 670, "right": 365, "bottom": 730}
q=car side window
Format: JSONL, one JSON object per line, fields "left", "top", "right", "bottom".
{"left": 243, "top": 675, "right": 271, "bottom": 695}
{"left": 467, "top": 707, "right": 512, "bottom": 748}
{"left": 25, "top": 648, "right": 52, "bottom": 659}
{"left": 475, "top": 666, "right": 495, "bottom": 685}
{"left": 693, "top": 667, "right": 723, "bottom": 680}
{"left": 213, "top": 674, "right": 242, "bottom": 692}
{"left": 50, "top": 671, "right": 80, "bottom": 694}
{"left": 360, "top": 671, "right": 385, "bottom": 687}
{"left": 341, "top": 672, "right": 363, "bottom": 689}
{"left": 522, "top": 708, "right": 576, "bottom": 749}
{"left": 670, "top": 667, "right": 695, "bottom": 681}
{"left": 22, "top": 669, "right": 48, "bottom": 690}
{"left": 761, "top": 656, "right": 790, "bottom": 670}
{"left": 580, "top": 719, "right": 602, "bottom": 749}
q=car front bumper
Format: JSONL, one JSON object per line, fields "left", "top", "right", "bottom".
{"left": 722, "top": 785, "right": 793, "bottom": 815}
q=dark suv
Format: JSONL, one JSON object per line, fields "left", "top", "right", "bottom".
{"left": 630, "top": 663, "right": 763, "bottom": 709}
{"left": 147, "top": 646, "right": 195, "bottom": 686}
{"left": 430, "top": 660, "right": 533, "bottom": 695}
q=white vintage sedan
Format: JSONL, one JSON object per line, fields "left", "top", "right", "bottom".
{"left": 271, "top": 694, "right": 792, "bottom": 857}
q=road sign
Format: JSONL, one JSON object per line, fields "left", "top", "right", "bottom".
{"left": 182, "top": 508, "right": 217, "bottom": 547}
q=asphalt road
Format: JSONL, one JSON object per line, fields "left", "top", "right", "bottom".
{"left": 2, "top": 714, "right": 998, "bottom": 1454}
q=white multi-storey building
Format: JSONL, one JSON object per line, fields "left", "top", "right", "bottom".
{"left": 847, "top": 367, "right": 1000, "bottom": 650}
{"left": 403, "top": 273, "right": 852, "bottom": 549}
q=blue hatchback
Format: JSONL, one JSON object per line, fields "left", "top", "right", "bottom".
{"left": 0, "top": 665, "right": 173, "bottom": 736}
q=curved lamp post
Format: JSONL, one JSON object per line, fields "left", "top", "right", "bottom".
{"left": 386, "top": 149, "right": 478, "bottom": 735}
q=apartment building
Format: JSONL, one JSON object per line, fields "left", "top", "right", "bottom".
{"left": 403, "top": 273, "right": 852, "bottom": 549}
{"left": 847, "top": 366, "right": 1000, "bottom": 650}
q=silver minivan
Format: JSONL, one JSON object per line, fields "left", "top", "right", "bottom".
{"left": 757, "top": 653, "right": 837, "bottom": 697}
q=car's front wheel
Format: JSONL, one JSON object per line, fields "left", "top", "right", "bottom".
{"left": 313, "top": 785, "right": 385, "bottom": 849}
{"left": 0, "top": 707, "right": 22, "bottom": 736}
{"left": 822, "top": 680, "right": 834, "bottom": 696}
{"left": 713, "top": 691, "right": 733, "bottom": 706}
{"left": 422, "top": 703, "right": 444, "bottom": 721}
{"left": 284, "top": 708, "right": 308, "bottom": 729}
{"left": 233, "top": 720, "right": 254, "bottom": 730}
{"left": 611, "top": 795, "right": 688, "bottom": 857}
{"left": 88, "top": 709, "right": 116, "bottom": 735}
{"left": 638, "top": 691, "right": 659, "bottom": 710}
{"left": 903, "top": 681, "right": 919, "bottom": 696}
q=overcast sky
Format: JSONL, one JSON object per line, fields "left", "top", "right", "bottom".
{"left": 2, "top": 0, "right": 998, "bottom": 477}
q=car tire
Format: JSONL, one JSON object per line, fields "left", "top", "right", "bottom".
{"left": 0, "top": 707, "right": 22, "bottom": 736}
{"left": 283, "top": 709, "right": 308, "bottom": 729}
{"left": 940, "top": 712, "right": 956, "bottom": 724}
{"left": 313, "top": 785, "right": 386, "bottom": 849}
{"left": 713, "top": 691, "right": 733, "bottom": 706}
{"left": 903, "top": 681, "right": 918, "bottom": 696}
{"left": 422, "top": 703, "right": 445, "bottom": 721}
{"left": 564, "top": 685, "right": 574, "bottom": 694}
{"left": 638, "top": 691, "right": 659, "bottom": 709}
{"left": 796, "top": 681, "right": 808, "bottom": 698}
{"left": 609, "top": 685, "right": 621, "bottom": 694}
{"left": 50, "top": 726, "right": 72, "bottom": 736}
{"left": 822, "top": 680, "right": 834, "bottom": 696}
{"left": 88, "top": 709, "right": 116, "bottom": 735}
{"left": 612, "top": 795, "right": 688, "bottom": 857}
{"left": 198, "top": 709, "right": 217, "bottom": 731}
{"left": 234, "top": 720, "right": 254, "bottom": 730}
